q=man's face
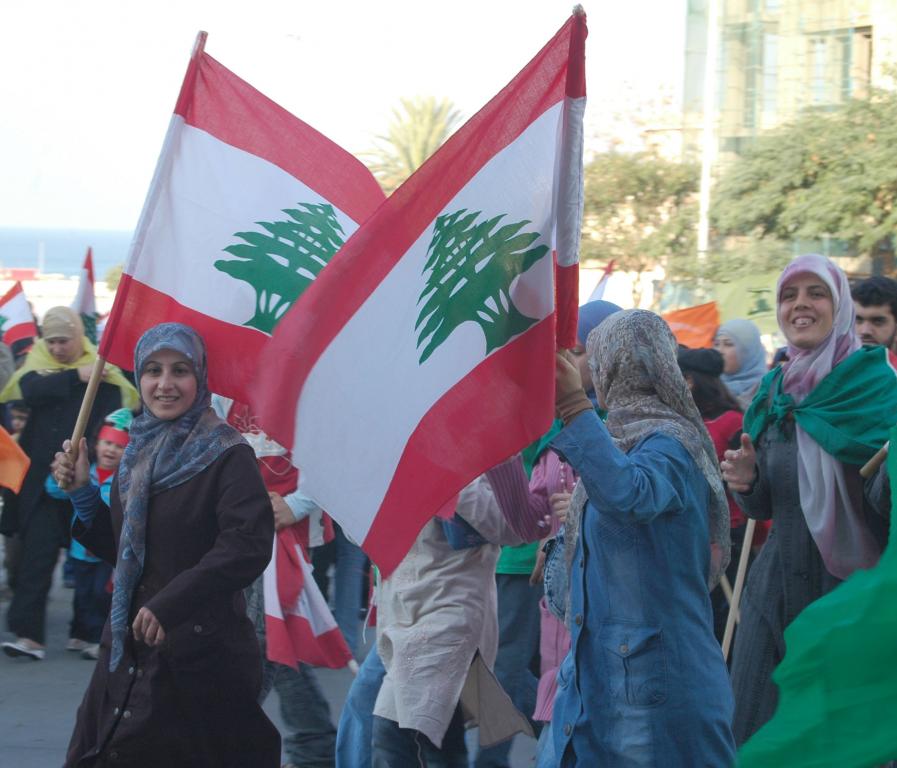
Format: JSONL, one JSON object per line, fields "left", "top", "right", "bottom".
{"left": 854, "top": 301, "right": 897, "bottom": 349}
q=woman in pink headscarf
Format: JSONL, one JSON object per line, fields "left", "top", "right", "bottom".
{"left": 721, "top": 254, "right": 897, "bottom": 744}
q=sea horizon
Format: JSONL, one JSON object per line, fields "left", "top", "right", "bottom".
{"left": 0, "top": 227, "right": 132, "bottom": 280}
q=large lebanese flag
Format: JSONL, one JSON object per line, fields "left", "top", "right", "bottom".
{"left": 264, "top": 526, "right": 353, "bottom": 669}
{"left": 0, "top": 282, "right": 38, "bottom": 345}
{"left": 100, "top": 33, "right": 385, "bottom": 398}
{"left": 255, "top": 12, "right": 587, "bottom": 575}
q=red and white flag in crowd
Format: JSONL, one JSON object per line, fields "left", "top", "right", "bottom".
{"left": 264, "top": 526, "right": 353, "bottom": 670}
{"left": 255, "top": 11, "right": 587, "bottom": 575}
{"left": 588, "top": 259, "right": 615, "bottom": 302}
{"left": 100, "top": 32, "right": 384, "bottom": 400}
{"left": 0, "top": 282, "right": 38, "bottom": 346}
{"left": 72, "top": 247, "right": 98, "bottom": 343}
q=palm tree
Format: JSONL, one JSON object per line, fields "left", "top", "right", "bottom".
{"left": 365, "top": 96, "right": 462, "bottom": 193}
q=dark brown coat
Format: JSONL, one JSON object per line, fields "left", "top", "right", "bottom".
{"left": 65, "top": 443, "right": 280, "bottom": 767}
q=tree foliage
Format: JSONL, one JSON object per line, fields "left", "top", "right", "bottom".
{"left": 581, "top": 151, "right": 699, "bottom": 301}
{"left": 712, "top": 87, "right": 897, "bottom": 266}
{"left": 365, "top": 96, "right": 462, "bottom": 194}
{"left": 105, "top": 263, "right": 123, "bottom": 291}
{"left": 215, "top": 203, "right": 345, "bottom": 333}
{"left": 415, "top": 209, "right": 547, "bottom": 364}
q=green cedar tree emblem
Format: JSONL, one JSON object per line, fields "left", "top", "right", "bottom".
{"left": 0, "top": 314, "right": 7, "bottom": 331}
{"left": 80, "top": 313, "right": 97, "bottom": 345}
{"left": 214, "top": 203, "right": 346, "bottom": 334}
{"left": 415, "top": 209, "right": 548, "bottom": 364}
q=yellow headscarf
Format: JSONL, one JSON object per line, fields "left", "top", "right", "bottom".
{"left": 0, "top": 307, "right": 138, "bottom": 409}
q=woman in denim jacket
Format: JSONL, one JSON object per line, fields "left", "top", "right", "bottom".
{"left": 548, "top": 310, "right": 734, "bottom": 767}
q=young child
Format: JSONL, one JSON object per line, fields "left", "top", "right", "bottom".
{"left": 45, "top": 408, "right": 131, "bottom": 659}
{"left": 6, "top": 401, "right": 29, "bottom": 439}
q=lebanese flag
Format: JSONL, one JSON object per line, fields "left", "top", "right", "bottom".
{"left": 99, "top": 32, "right": 384, "bottom": 400}
{"left": 588, "top": 259, "right": 615, "bottom": 301}
{"left": 264, "top": 526, "right": 353, "bottom": 670}
{"left": 254, "top": 12, "right": 587, "bottom": 575}
{"left": 0, "top": 282, "right": 38, "bottom": 346}
{"left": 72, "top": 247, "right": 98, "bottom": 343}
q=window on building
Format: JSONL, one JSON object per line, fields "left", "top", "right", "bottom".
{"left": 811, "top": 37, "right": 829, "bottom": 104}
{"left": 762, "top": 33, "right": 778, "bottom": 117}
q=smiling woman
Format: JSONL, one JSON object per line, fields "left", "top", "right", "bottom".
{"left": 720, "top": 254, "right": 897, "bottom": 744}
{"left": 777, "top": 273, "right": 834, "bottom": 351}
{"left": 51, "top": 322, "right": 280, "bottom": 767}
{"left": 138, "top": 349, "right": 198, "bottom": 420}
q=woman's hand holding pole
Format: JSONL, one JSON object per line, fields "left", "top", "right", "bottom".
{"left": 53, "top": 437, "right": 91, "bottom": 492}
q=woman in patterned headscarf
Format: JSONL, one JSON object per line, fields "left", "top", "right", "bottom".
{"left": 548, "top": 309, "right": 734, "bottom": 767}
{"left": 52, "top": 323, "right": 280, "bottom": 767}
{"left": 721, "top": 254, "right": 897, "bottom": 744}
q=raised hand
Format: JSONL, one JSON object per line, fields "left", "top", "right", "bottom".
{"left": 721, "top": 433, "right": 758, "bottom": 494}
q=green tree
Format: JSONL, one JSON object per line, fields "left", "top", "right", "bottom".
{"left": 581, "top": 151, "right": 699, "bottom": 305}
{"left": 105, "top": 264, "right": 123, "bottom": 291}
{"left": 214, "top": 203, "right": 345, "bottom": 333}
{"left": 415, "top": 209, "right": 548, "bottom": 364}
{"left": 712, "top": 86, "right": 897, "bottom": 273}
{"left": 366, "top": 96, "right": 462, "bottom": 193}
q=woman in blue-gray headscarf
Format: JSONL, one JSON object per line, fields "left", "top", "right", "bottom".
{"left": 53, "top": 323, "right": 280, "bottom": 768}
{"left": 714, "top": 319, "right": 769, "bottom": 409}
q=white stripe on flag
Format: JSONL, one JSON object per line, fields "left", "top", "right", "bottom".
{"left": 284, "top": 545, "right": 339, "bottom": 637}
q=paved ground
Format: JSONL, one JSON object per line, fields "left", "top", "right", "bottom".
{"left": 0, "top": 557, "right": 537, "bottom": 766}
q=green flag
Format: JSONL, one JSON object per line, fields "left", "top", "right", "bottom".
{"left": 738, "top": 423, "right": 897, "bottom": 767}
{"left": 744, "top": 346, "right": 897, "bottom": 465}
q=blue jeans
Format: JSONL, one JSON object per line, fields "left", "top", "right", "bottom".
{"left": 333, "top": 525, "right": 367, "bottom": 658}
{"left": 336, "top": 645, "right": 386, "bottom": 768}
{"left": 246, "top": 578, "right": 337, "bottom": 767}
{"left": 69, "top": 558, "right": 112, "bottom": 643}
{"left": 473, "top": 573, "right": 541, "bottom": 767}
{"left": 371, "top": 710, "right": 467, "bottom": 768}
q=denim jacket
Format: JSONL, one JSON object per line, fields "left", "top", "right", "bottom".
{"left": 548, "top": 412, "right": 735, "bottom": 767}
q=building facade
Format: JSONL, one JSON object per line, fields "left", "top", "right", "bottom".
{"left": 683, "top": 0, "right": 897, "bottom": 161}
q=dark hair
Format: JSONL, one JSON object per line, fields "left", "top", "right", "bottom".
{"left": 851, "top": 276, "right": 897, "bottom": 321}
{"left": 687, "top": 370, "right": 742, "bottom": 419}
{"left": 677, "top": 350, "right": 742, "bottom": 420}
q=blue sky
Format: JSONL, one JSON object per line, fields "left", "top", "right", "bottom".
{"left": 0, "top": 0, "right": 686, "bottom": 230}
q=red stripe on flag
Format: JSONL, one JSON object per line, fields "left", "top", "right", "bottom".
{"left": 266, "top": 615, "right": 353, "bottom": 669}
{"left": 555, "top": 259, "right": 579, "bottom": 349}
{"left": 256, "top": 16, "right": 578, "bottom": 452}
{"left": 565, "top": 11, "right": 587, "bottom": 99}
{"left": 4, "top": 322, "right": 37, "bottom": 346}
{"left": 362, "top": 316, "right": 556, "bottom": 576}
{"left": 100, "top": 276, "right": 266, "bottom": 402}
{"left": 84, "top": 248, "right": 94, "bottom": 283}
{"left": 174, "top": 52, "right": 384, "bottom": 224}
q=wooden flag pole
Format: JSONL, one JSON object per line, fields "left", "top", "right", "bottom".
{"left": 860, "top": 441, "right": 889, "bottom": 479}
{"left": 722, "top": 517, "right": 756, "bottom": 661}
{"left": 66, "top": 356, "right": 108, "bottom": 475}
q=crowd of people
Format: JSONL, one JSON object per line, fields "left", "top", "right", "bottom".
{"left": 1, "top": 256, "right": 895, "bottom": 766}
